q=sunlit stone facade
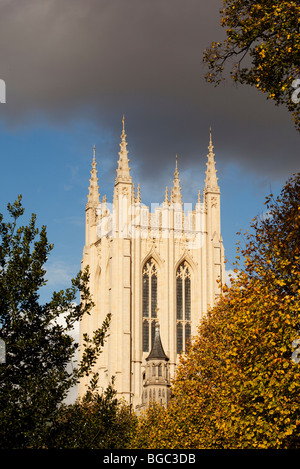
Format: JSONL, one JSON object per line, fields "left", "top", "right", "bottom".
{"left": 78, "top": 117, "right": 225, "bottom": 410}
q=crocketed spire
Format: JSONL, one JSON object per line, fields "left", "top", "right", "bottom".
{"left": 87, "top": 145, "right": 100, "bottom": 206}
{"left": 204, "top": 128, "right": 219, "bottom": 192}
{"left": 171, "top": 154, "right": 182, "bottom": 205}
{"left": 115, "top": 115, "right": 132, "bottom": 184}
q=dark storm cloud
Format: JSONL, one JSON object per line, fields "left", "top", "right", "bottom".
{"left": 0, "top": 0, "right": 298, "bottom": 183}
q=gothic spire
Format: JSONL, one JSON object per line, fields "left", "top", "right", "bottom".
{"left": 87, "top": 144, "right": 100, "bottom": 206}
{"left": 171, "top": 154, "right": 182, "bottom": 205}
{"left": 115, "top": 115, "right": 132, "bottom": 184}
{"left": 204, "top": 128, "right": 219, "bottom": 192}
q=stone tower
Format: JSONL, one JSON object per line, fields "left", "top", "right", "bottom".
{"left": 79, "top": 117, "right": 225, "bottom": 410}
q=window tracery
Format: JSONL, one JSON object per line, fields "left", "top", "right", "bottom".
{"left": 176, "top": 262, "right": 191, "bottom": 354}
{"left": 142, "top": 259, "right": 158, "bottom": 352}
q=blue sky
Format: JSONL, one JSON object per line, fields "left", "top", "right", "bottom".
{"left": 0, "top": 116, "right": 286, "bottom": 306}
{"left": 0, "top": 0, "right": 298, "bottom": 307}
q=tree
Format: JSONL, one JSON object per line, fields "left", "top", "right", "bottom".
{"left": 0, "top": 196, "right": 112, "bottom": 448}
{"left": 46, "top": 380, "right": 137, "bottom": 449}
{"left": 203, "top": 1, "right": 300, "bottom": 131}
{"left": 132, "top": 172, "right": 300, "bottom": 449}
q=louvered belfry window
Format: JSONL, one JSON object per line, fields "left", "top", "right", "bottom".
{"left": 176, "top": 262, "right": 191, "bottom": 354}
{"left": 142, "top": 259, "right": 158, "bottom": 352}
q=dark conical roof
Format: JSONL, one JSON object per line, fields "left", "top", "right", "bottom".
{"left": 146, "top": 324, "right": 169, "bottom": 361}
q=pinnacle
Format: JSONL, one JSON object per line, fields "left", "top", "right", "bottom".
{"left": 204, "top": 128, "right": 219, "bottom": 192}
{"left": 115, "top": 115, "right": 132, "bottom": 184}
{"left": 136, "top": 183, "right": 141, "bottom": 203}
{"left": 164, "top": 186, "right": 169, "bottom": 204}
{"left": 171, "top": 154, "right": 182, "bottom": 205}
{"left": 87, "top": 144, "right": 100, "bottom": 205}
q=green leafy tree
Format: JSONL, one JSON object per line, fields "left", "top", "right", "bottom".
{"left": 203, "top": 1, "right": 300, "bottom": 130}
{"left": 46, "top": 380, "right": 137, "bottom": 449}
{"left": 0, "top": 196, "right": 113, "bottom": 448}
{"left": 133, "top": 172, "right": 300, "bottom": 449}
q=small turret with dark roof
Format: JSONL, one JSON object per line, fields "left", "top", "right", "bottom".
{"left": 138, "top": 323, "right": 170, "bottom": 411}
{"left": 146, "top": 324, "right": 169, "bottom": 362}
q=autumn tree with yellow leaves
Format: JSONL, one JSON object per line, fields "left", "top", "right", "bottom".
{"left": 203, "top": 1, "right": 300, "bottom": 131}
{"left": 132, "top": 172, "right": 300, "bottom": 449}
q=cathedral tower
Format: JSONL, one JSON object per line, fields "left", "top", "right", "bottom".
{"left": 79, "top": 118, "right": 225, "bottom": 410}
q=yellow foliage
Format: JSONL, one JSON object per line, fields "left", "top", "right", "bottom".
{"left": 132, "top": 173, "right": 300, "bottom": 449}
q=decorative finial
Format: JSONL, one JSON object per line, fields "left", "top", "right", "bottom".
{"left": 174, "top": 154, "right": 179, "bottom": 178}
{"left": 198, "top": 190, "right": 201, "bottom": 204}
{"left": 164, "top": 186, "right": 169, "bottom": 204}
{"left": 209, "top": 127, "right": 213, "bottom": 152}
{"left": 87, "top": 144, "right": 100, "bottom": 206}
{"left": 171, "top": 154, "right": 182, "bottom": 205}
{"left": 115, "top": 115, "right": 132, "bottom": 184}
{"left": 204, "top": 128, "right": 219, "bottom": 191}
{"left": 136, "top": 184, "right": 141, "bottom": 203}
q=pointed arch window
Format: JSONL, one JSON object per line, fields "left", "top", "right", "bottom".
{"left": 142, "top": 259, "right": 158, "bottom": 352}
{"left": 176, "top": 262, "right": 191, "bottom": 354}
